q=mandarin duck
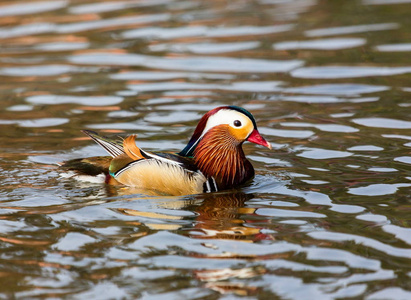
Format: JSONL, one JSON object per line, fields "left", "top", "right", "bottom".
{"left": 61, "top": 106, "right": 271, "bottom": 196}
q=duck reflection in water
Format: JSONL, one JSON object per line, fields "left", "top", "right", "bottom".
{"left": 115, "top": 191, "right": 271, "bottom": 296}
{"left": 116, "top": 191, "right": 275, "bottom": 243}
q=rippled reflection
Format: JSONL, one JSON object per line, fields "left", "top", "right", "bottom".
{"left": 0, "top": 0, "right": 410, "bottom": 298}
{"left": 70, "top": 52, "right": 304, "bottom": 73}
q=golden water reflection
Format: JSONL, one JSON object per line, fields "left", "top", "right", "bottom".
{"left": 117, "top": 191, "right": 275, "bottom": 242}
{"left": 115, "top": 191, "right": 276, "bottom": 296}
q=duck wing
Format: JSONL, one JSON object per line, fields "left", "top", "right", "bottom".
{"left": 83, "top": 130, "right": 216, "bottom": 195}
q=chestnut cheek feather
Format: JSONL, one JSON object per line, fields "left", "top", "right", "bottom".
{"left": 194, "top": 126, "right": 252, "bottom": 188}
{"left": 247, "top": 129, "right": 272, "bottom": 149}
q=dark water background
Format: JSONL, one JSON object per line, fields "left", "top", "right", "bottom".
{"left": 0, "top": 0, "right": 410, "bottom": 298}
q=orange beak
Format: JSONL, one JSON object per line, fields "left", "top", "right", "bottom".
{"left": 247, "top": 129, "right": 272, "bottom": 149}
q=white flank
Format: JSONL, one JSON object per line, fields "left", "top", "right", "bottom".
{"left": 60, "top": 171, "right": 106, "bottom": 184}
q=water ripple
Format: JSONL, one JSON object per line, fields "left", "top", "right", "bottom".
{"left": 122, "top": 24, "right": 294, "bottom": 39}
{"left": 283, "top": 83, "right": 389, "bottom": 95}
{"left": 367, "top": 167, "right": 397, "bottom": 172}
{"left": 273, "top": 37, "right": 366, "bottom": 50}
{"left": 363, "top": 0, "right": 411, "bottom": 5}
{"left": 0, "top": 118, "right": 68, "bottom": 127}
{"left": 352, "top": 117, "right": 411, "bottom": 129}
{"left": 0, "top": 0, "right": 409, "bottom": 297}
{"left": 375, "top": 43, "right": 411, "bottom": 52}
{"left": 356, "top": 213, "right": 388, "bottom": 223}
{"left": 291, "top": 66, "right": 411, "bottom": 79}
{"left": 111, "top": 71, "right": 235, "bottom": 81}
{"left": 127, "top": 81, "right": 283, "bottom": 92}
{"left": 305, "top": 22, "right": 399, "bottom": 37}
{"left": 348, "top": 183, "right": 411, "bottom": 196}
{"left": 365, "top": 288, "right": 411, "bottom": 300}
{"left": 58, "top": 14, "right": 171, "bottom": 33}
{"left": 281, "top": 122, "right": 359, "bottom": 133}
{"left": 348, "top": 145, "right": 384, "bottom": 151}
{"left": 69, "top": 0, "right": 174, "bottom": 14}
{"left": 267, "top": 186, "right": 365, "bottom": 214}
{"left": 0, "top": 22, "right": 55, "bottom": 39}
{"left": 382, "top": 225, "right": 411, "bottom": 245}
{"left": 26, "top": 95, "right": 123, "bottom": 106}
{"left": 394, "top": 156, "right": 411, "bottom": 164}
{"left": 54, "top": 232, "right": 96, "bottom": 251}
{"left": 0, "top": 0, "right": 67, "bottom": 17}
{"left": 69, "top": 52, "right": 304, "bottom": 73}
{"left": 0, "top": 14, "right": 170, "bottom": 39}
{"left": 259, "top": 127, "right": 314, "bottom": 139}
{"left": 0, "top": 65, "right": 99, "bottom": 77}
{"left": 309, "top": 231, "right": 411, "bottom": 258}
{"left": 256, "top": 208, "right": 326, "bottom": 218}
{"left": 149, "top": 41, "right": 260, "bottom": 54}
{"left": 280, "top": 95, "right": 343, "bottom": 103}
{"left": 34, "top": 41, "right": 90, "bottom": 52}
{"left": 264, "top": 259, "right": 347, "bottom": 274}
{"left": 297, "top": 148, "right": 353, "bottom": 159}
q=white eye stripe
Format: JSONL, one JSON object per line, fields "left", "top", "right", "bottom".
{"left": 201, "top": 109, "right": 251, "bottom": 136}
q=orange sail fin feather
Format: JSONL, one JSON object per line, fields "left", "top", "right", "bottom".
{"left": 60, "top": 106, "right": 271, "bottom": 196}
{"left": 123, "top": 135, "right": 144, "bottom": 160}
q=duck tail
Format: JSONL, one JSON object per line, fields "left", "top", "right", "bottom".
{"left": 59, "top": 156, "right": 120, "bottom": 184}
{"left": 82, "top": 130, "right": 125, "bottom": 158}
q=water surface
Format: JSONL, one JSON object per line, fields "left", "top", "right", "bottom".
{"left": 0, "top": 0, "right": 410, "bottom": 299}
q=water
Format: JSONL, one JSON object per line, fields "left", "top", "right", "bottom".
{"left": 0, "top": 0, "right": 410, "bottom": 298}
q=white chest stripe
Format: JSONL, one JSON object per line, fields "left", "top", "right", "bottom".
{"left": 142, "top": 150, "right": 182, "bottom": 166}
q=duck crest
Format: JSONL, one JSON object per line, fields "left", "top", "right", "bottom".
{"left": 179, "top": 108, "right": 217, "bottom": 157}
{"left": 194, "top": 126, "right": 254, "bottom": 189}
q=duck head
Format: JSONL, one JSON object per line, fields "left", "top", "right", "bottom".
{"left": 180, "top": 106, "right": 271, "bottom": 157}
{"left": 179, "top": 106, "right": 271, "bottom": 189}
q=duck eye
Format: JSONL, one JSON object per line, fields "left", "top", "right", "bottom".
{"left": 233, "top": 120, "right": 242, "bottom": 127}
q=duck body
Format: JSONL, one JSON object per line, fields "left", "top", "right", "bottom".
{"left": 61, "top": 106, "right": 271, "bottom": 196}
